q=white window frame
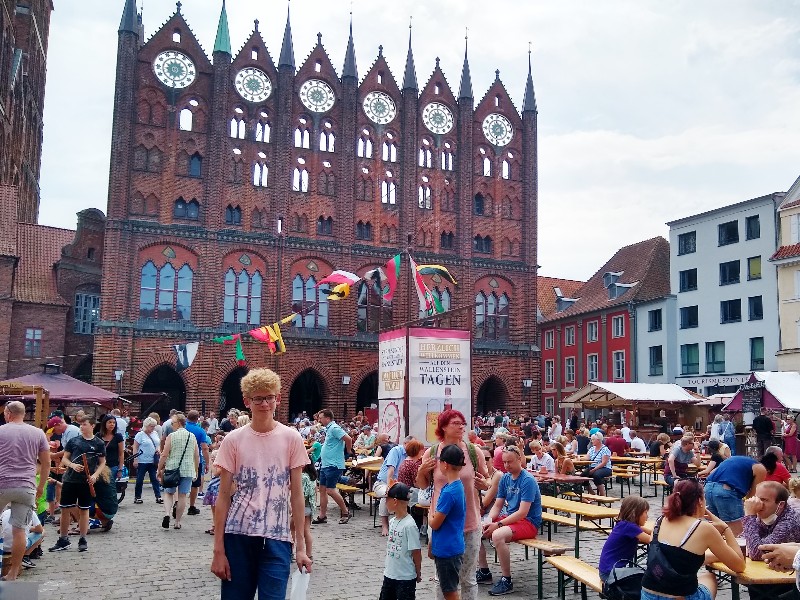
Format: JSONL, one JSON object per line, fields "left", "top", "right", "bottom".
{"left": 544, "top": 360, "right": 554, "bottom": 386}
{"left": 611, "top": 315, "right": 625, "bottom": 338}
{"left": 565, "top": 357, "right": 575, "bottom": 384}
{"left": 565, "top": 326, "right": 575, "bottom": 346}
{"left": 613, "top": 350, "right": 625, "bottom": 380}
{"left": 587, "top": 354, "right": 599, "bottom": 382}
{"left": 544, "top": 330, "right": 554, "bottom": 350}
{"left": 586, "top": 320, "right": 598, "bottom": 342}
{"left": 545, "top": 398, "right": 554, "bottom": 416}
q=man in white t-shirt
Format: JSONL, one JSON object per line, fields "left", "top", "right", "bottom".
{"left": 1, "top": 508, "right": 44, "bottom": 570}
{"left": 620, "top": 424, "right": 632, "bottom": 443}
{"left": 629, "top": 431, "right": 647, "bottom": 453}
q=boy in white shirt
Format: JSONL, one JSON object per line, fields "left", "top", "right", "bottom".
{"left": 380, "top": 482, "right": 422, "bottom": 599}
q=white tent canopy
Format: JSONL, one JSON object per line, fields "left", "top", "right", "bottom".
{"left": 561, "top": 382, "right": 702, "bottom": 408}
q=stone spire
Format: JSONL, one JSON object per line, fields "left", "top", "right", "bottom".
{"left": 342, "top": 14, "right": 357, "bottom": 80}
{"left": 213, "top": 0, "right": 231, "bottom": 55}
{"left": 119, "top": 0, "right": 138, "bottom": 34}
{"left": 402, "top": 20, "right": 417, "bottom": 91}
{"left": 458, "top": 33, "right": 472, "bottom": 100}
{"left": 279, "top": 4, "right": 295, "bottom": 69}
{"left": 523, "top": 45, "right": 537, "bottom": 113}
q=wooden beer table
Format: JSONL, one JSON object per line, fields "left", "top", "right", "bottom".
{"left": 540, "top": 495, "right": 619, "bottom": 559}
{"left": 710, "top": 559, "right": 796, "bottom": 600}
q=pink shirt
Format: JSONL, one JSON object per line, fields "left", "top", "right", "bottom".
{"left": 430, "top": 441, "right": 487, "bottom": 533}
{"left": 0, "top": 422, "right": 49, "bottom": 492}
{"left": 493, "top": 445, "right": 506, "bottom": 473}
{"left": 215, "top": 422, "right": 309, "bottom": 542}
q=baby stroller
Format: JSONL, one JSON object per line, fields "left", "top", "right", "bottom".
{"left": 117, "top": 450, "right": 142, "bottom": 504}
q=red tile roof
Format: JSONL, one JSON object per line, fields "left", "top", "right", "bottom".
{"left": 771, "top": 244, "right": 800, "bottom": 261}
{"left": 13, "top": 223, "right": 74, "bottom": 305}
{"left": 0, "top": 185, "right": 19, "bottom": 257}
{"left": 537, "top": 276, "right": 584, "bottom": 320}
{"left": 780, "top": 198, "right": 800, "bottom": 211}
{"left": 543, "top": 237, "right": 671, "bottom": 322}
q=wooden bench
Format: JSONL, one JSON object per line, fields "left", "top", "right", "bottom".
{"left": 336, "top": 483, "right": 362, "bottom": 517}
{"left": 653, "top": 478, "right": 672, "bottom": 506}
{"left": 541, "top": 512, "right": 606, "bottom": 541}
{"left": 547, "top": 555, "right": 604, "bottom": 600}
{"left": 612, "top": 469, "right": 637, "bottom": 496}
{"left": 562, "top": 491, "right": 619, "bottom": 504}
{"left": 516, "top": 539, "right": 570, "bottom": 599}
{"left": 367, "top": 491, "right": 381, "bottom": 528}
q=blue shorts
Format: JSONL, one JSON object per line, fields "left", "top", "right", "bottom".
{"left": 704, "top": 481, "right": 744, "bottom": 522}
{"left": 643, "top": 584, "right": 712, "bottom": 600}
{"left": 163, "top": 476, "right": 193, "bottom": 495}
{"left": 319, "top": 466, "right": 342, "bottom": 488}
{"left": 26, "top": 532, "right": 42, "bottom": 550}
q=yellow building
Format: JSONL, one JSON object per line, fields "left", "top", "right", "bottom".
{"left": 771, "top": 175, "right": 800, "bottom": 372}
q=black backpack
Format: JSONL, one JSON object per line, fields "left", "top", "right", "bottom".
{"left": 602, "top": 560, "right": 644, "bottom": 600}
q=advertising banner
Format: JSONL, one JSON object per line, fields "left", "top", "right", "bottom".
{"left": 378, "top": 329, "right": 407, "bottom": 441}
{"left": 408, "top": 328, "right": 471, "bottom": 445}
{"left": 378, "top": 399, "right": 404, "bottom": 444}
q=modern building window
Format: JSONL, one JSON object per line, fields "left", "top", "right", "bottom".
{"left": 678, "top": 231, "right": 696, "bottom": 255}
{"left": 679, "top": 269, "right": 697, "bottom": 292}
{"left": 139, "top": 261, "right": 193, "bottom": 320}
{"left": 680, "top": 305, "right": 699, "bottom": 329}
{"left": 747, "top": 256, "right": 762, "bottom": 280}
{"left": 613, "top": 351, "right": 625, "bottom": 380}
{"left": 648, "top": 309, "right": 662, "bottom": 332}
{"left": 565, "top": 326, "right": 575, "bottom": 346}
{"left": 544, "top": 360, "right": 554, "bottom": 385}
{"left": 544, "top": 330, "right": 554, "bottom": 350}
{"left": 750, "top": 337, "right": 765, "bottom": 371}
{"left": 680, "top": 343, "right": 699, "bottom": 375}
{"left": 74, "top": 293, "right": 100, "bottom": 334}
{"left": 792, "top": 214, "right": 800, "bottom": 244}
{"left": 24, "top": 328, "right": 42, "bottom": 357}
{"left": 565, "top": 357, "right": 575, "bottom": 384}
{"left": 474, "top": 291, "right": 510, "bottom": 340}
{"left": 748, "top": 295, "right": 763, "bottom": 320}
{"left": 649, "top": 346, "right": 663, "bottom": 376}
{"left": 291, "top": 275, "right": 329, "bottom": 329}
{"left": 611, "top": 315, "right": 624, "bottom": 338}
{"left": 718, "top": 221, "right": 739, "bottom": 246}
{"left": 223, "top": 268, "right": 262, "bottom": 325}
{"left": 719, "top": 260, "right": 740, "bottom": 286}
{"left": 745, "top": 215, "right": 760, "bottom": 240}
{"left": 586, "top": 320, "right": 598, "bottom": 342}
{"left": 720, "top": 299, "right": 741, "bottom": 324}
{"left": 706, "top": 341, "right": 725, "bottom": 373}
{"left": 587, "top": 354, "right": 599, "bottom": 381}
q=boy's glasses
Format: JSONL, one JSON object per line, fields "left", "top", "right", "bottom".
{"left": 250, "top": 395, "right": 277, "bottom": 405}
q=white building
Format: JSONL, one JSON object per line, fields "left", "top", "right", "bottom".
{"left": 667, "top": 193, "right": 782, "bottom": 396}
{"left": 633, "top": 295, "right": 677, "bottom": 383}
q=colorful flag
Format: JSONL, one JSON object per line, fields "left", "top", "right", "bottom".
{"left": 383, "top": 254, "right": 402, "bottom": 302}
{"left": 415, "top": 264, "right": 458, "bottom": 286}
{"left": 321, "top": 282, "right": 351, "bottom": 300}
{"left": 212, "top": 334, "right": 246, "bottom": 366}
{"left": 249, "top": 322, "right": 288, "bottom": 355}
{"left": 409, "top": 255, "right": 441, "bottom": 316}
{"left": 364, "top": 267, "right": 387, "bottom": 297}
{"left": 173, "top": 342, "right": 199, "bottom": 373}
{"left": 316, "top": 270, "right": 361, "bottom": 287}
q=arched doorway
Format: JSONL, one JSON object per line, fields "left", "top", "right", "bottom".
{"left": 288, "top": 369, "right": 325, "bottom": 421}
{"left": 356, "top": 371, "right": 379, "bottom": 412}
{"left": 142, "top": 365, "right": 186, "bottom": 417}
{"left": 73, "top": 356, "right": 93, "bottom": 383}
{"left": 476, "top": 376, "right": 509, "bottom": 415}
{"left": 220, "top": 367, "right": 248, "bottom": 417}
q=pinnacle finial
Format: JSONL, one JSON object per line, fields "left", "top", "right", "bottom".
{"left": 343, "top": 13, "right": 358, "bottom": 79}
{"left": 402, "top": 17, "right": 417, "bottom": 91}
{"left": 495, "top": 69, "right": 500, "bottom": 81}
{"left": 317, "top": 32, "right": 322, "bottom": 45}
{"left": 458, "top": 32, "right": 473, "bottom": 100}
{"left": 254, "top": 19, "right": 260, "bottom": 32}
{"left": 279, "top": 3, "right": 296, "bottom": 69}
{"left": 523, "top": 45, "right": 537, "bottom": 113}
{"left": 435, "top": 57, "right": 440, "bottom": 68}
{"left": 176, "top": 1, "right": 182, "bottom": 13}
{"left": 214, "top": 0, "right": 232, "bottom": 55}
{"left": 378, "top": 44, "right": 383, "bottom": 57}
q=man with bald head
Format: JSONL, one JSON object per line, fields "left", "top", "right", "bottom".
{"left": 0, "top": 401, "right": 50, "bottom": 580}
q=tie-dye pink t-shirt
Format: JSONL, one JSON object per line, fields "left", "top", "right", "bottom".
{"left": 215, "top": 422, "right": 309, "bottom": 541}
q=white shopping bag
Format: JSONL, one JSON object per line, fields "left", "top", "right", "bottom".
{"left": 290, "top": 567, "right": 310, "bottom": 600}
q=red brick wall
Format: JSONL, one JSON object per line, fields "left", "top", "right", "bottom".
{"left": 7, "top": 303, "right": 66, "bottom": 377}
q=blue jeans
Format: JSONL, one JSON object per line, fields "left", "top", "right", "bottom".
{"left": 135, "top": 462, "right": 162, "bottom": 500}
{"left": 643, "top": 584, "right": 711, "bottom": 600}
{"left": 221, "top": 533, "right": 292, "bottom": 600}
{"left": 704, "top": 481, "right": 744, "bottom": 521}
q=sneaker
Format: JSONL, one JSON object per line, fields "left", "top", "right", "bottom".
{"left": 29, "top": 547, "right": 43, "bottom": 560}
{"left": 187, "top": 506, "right": 200, "bottom": 516}
{"left": 78, "top": 537, "right": 88, "bottom": 552}
{"left": 488, "top": 576, "right": 513, "bottom": 596}
{"left": 21, "top": 556, "right": 36, "bottom": 569}
{"left": 49, "top": 537, "right": 71, "bottom": 552}
{"left": 476, "top": 569, "right": 493, "bottom": 585}
{"left": 197, "top": 492, "right": 204, "bottom": 497}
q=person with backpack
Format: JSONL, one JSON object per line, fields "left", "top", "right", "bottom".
{"left": 417, "top": 410, "right": 487, "bottom": 600}
{"left": 598, "top": 496, "right": 651, "bottom": 598}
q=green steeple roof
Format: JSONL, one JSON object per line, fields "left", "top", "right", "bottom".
{"left": 214, "top": 0, "right": 231, "bottom": 55}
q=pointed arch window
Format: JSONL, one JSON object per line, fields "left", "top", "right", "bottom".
{"left": 320, "top": 130, "right": 336, "bottom": 152}
{"left": 173, "top": 197, "right": 200, "bottom": 220}
{"left": 418, "top": 185, "right": 432, "bottom": 209}
{"left": 316, "top": 216, "right": 333, "bottom": 235}
{"left": 225, "top": 205, "right": 241, "bottom": 225}
{"left": 223, "top": 268, "right": 262, "bottom": 325}
{"left": 357, "top": 133, "right": 374, "bottom": 158}
{"left": 474, "top": 235, "right": 492, "bottom": 254}
{"left": 294, "top": 127, "right": 310, "bottom": 149}
{"left": 188, "top": 153, "right": 202, "bottom": 178}
{"left": 179, "top": 108, "right": 193, "bottom": 131}
{"left": 440, "top": 231, "right": 454, "bottom": 250}
{"left": 139, "top": 261, "right": 193, "bottom": 321}
{"left": 255, "top": 112, "right": 271, "bottom": 142}
{"left": 483, "top": 156, "right": 492, "bottom": 177}
{"left": 292, "top": 274, "right": 328, "bottom": 329}
{"left": 475, "top": 291, "right": 509, "bottom": 340}
{"left": 230, "top": 117, "right": 246, "bottom": 139}
{"left": 318, "top": 171, "right": 336, "bottom": 196}
{"left": 501, "top": 160, "right": 510, "bottom": 180}
{"left": 253, "top": 162, "right": 268, "bottom": 187}
{"left": 382, "top": 140, "right": 398, "bottom": 162}
{"left": 292, "top": 168, "right": 309, "bottom": 192}
{"left": 418, "top": 145, "right": 432, "bottom": 168}
{"left": 356, "top": 177, "right": 373, "bottom": 202}
{"left": 441, "top": 143, "right": 455, "bottom": 171}
{"left": 356, "top": 221, "right": 373, "bottom": 240}
{"left": 473, "top": 193, "right": 485, "bottom": 216}
{"left": 381, "top": 179, "right": 396, "bottom": 205}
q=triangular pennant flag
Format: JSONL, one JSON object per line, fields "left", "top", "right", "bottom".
{"left": 279, "top": 312, "right": 297, "bottom": 326}
{"left": 235, "top": 337, "right": 246, "bottom": 366}
{"left": 409, "top": 255, "right": 437, "bottom": 315}
{"left": 316, "top": 270, "right": 361, "bottom": 287}
{"left": 174, "top": 342, "right": 199, "bottom": 373}
{"left": 321, "top": 282, "right": 351, "bottom": 300}
{"left": 364, "top": 267, "right": 388, "bottom": 298}
{"left": 212, "top": 334, "right": 241, "bottom": 345}
{"left": 266, "top": 323, "right": 286, "bottom": 354}
{"left": 249, "top": 326, "right": 277, "bottom": 353}
{"left": 383, "top": 254, "right": 402, "bottom": 302}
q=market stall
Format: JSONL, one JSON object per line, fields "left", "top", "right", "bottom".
{"left": 0, "top": 382, "right": 50, "bottom": 428}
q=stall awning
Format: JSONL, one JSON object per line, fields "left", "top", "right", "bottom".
{"left": 561, "top": 382, "right": 703, "bottom": 408}
{"left": 726, "top": 372, "right": 800, "bottom": 411}
{"left": 2, "top": 372, "right": 118, "bottom": 404}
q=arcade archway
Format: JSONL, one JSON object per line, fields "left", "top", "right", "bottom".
{"left": 142, "top": 365, "right": 186, "bottom": 417}
{"left": 288, "top": 369, "right": 325, "bottom": 420}
{"left": 476, "top": 376, "right": 509, "bottom": 415}
{"left": 356, "top": 371, "right": 379, "bottom": 412}
{"left": 219, "top": 367, "right": 248, "bottom": 417}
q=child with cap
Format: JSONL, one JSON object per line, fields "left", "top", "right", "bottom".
{"left": 379, "top": 482, "right": 422, "bottom": 599}
{"left": 430, "top": 444, "right": 467, "bottom": 600}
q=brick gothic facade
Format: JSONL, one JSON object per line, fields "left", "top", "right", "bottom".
{"left": 94, "top": 1, "right": 540, "bottom": 421}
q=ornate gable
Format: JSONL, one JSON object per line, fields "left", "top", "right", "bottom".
{"left": 138, "top": 10, "right": 212, "bottom": 74}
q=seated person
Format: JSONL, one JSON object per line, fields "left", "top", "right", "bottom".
{"left": 528, "top": 441, "right": 555, "bottom": 474}
{"left": 763, "top": 446, "right": 792, "bottom": 487}
{"left": 663, "top": 436, "right": 700, "bottom": 487}
{"left": 672, "top": 423, "right": 685, "bottom": 435}
{"left": 649, "top": 433, "right": 671, "bottom": 458}
{"left": 605, "top": 431, "right": 630, "bottom": 457}
{"left": 742, "top": 481, "right": 800, "bottom": 561}
{"left": 353, "top": 425, "right": 377, "bottom": 456}
{"left": 697, "top": 440, "right": 726, "bottom": 479}
{"left": 599, "top": 496, "right": 651, "bottom": 583}
{"left": 481, "top": 445, "right": 542, "bottom": 596}
{"left": 1, "top": 506, "right": 44, "bottom": 573}
{"left": 629, "top": 431, "right": 648, "bottom": 453}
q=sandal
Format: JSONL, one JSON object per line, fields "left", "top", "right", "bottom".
{"left": 133, "top": 499, "right": 143, "bottom": 504}
{"left": 155, "top": 498, "right": 164, "bottom": 504}
{"left": 311, "top": 516, "right": 327, "bottom": 524}
{"left": 339, "top": 513, "right": 351, "bottom": 524}
{"left": 173, "top": 524, "right": 182, "bottom": 530}
{"left": 205, "top": 528, "right": 215, "bottom": 535}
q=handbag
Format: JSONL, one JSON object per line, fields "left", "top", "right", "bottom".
{"left": 162, "top": 435, "right": 191, "bottom": 488}
{"left": 603, "top": 560, "right": 644, "bottom": 600}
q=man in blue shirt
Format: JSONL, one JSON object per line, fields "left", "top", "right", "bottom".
{"left": 185, "top": 410, "right": 210, "bottom": 515}
{"left": 481, "top": 444, "right": 542, "bottom": 596}
{"left": 373, "top": 436, "right": 412, "bottom": 535}
{"left": 315, "top": 409, "right": 352, "bottom": 525}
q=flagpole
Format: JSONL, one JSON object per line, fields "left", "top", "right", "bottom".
{"left": 404, "top": 242, "right": 412, "bottom": 438}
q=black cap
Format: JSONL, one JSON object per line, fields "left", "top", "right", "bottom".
{"left": 387, "top": 482, "right": 411, "bottom": 502}
{"left": 439, "top": 444, "right": 466, "bottom": 467}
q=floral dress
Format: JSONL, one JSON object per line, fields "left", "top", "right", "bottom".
{"left": 301, "top": 472, "right": 316, "bottom": 518}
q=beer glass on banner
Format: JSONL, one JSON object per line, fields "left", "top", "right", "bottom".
{"left": 426, "top": 400, "right": 442, "bottom": 443}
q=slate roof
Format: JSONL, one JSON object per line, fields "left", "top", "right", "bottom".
{"left": 771, "top": 243, "right": 800, "bottom": 261}
{"left": 537, "top": 276, "right": 584, "bottom": 321}
{"left": 544, "top": 237, "right": 671, "bottom": 322}
{"left": 13, "top": 223, "right": 74, "bottom": 305}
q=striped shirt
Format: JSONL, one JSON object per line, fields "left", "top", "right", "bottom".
{"left": 587, "top": 444, "right": 612, "bottom": 469}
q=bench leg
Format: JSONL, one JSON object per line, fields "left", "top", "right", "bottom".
{"left": 537, "top": 551, "right": 543, "bottom": 600}
{"left": 581, "top": 582, "right": 588, "bottom": 600}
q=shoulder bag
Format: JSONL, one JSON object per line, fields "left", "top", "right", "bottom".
{"left": 162, "top": 434, "right": 190, "bottom": 488}
{"left": 603, "top": 560, "right": 644, "bottom": 600}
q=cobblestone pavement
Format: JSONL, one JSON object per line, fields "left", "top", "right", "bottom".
{"left": 5, "top": 482, "right": 743, "bottom": 600}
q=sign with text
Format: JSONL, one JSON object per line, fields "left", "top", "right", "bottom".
{"left": 408, "top": 328, "right": 471, "bottom": 445}
{"left": 378, "top": 399, "right": 405, "bottom": 444}
{"left": 378, "top": 328, "right": 406, "bottom": 399}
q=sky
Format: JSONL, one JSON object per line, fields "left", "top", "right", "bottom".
{"left": 38, "top": 0, "right": 800, "bottom": 281}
